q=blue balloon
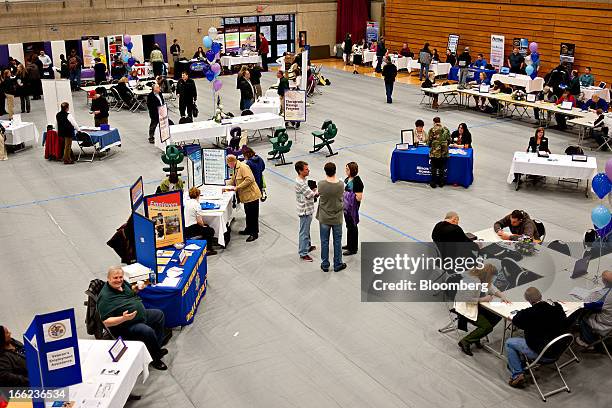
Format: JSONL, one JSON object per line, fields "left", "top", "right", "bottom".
{"left": 525, "top": 65, "right": 534, "bottom": 76}
{"left": 596, "top": 218, "right": 612, "bottom": 238}
{"left": 593, "top": 172, "right": 612, "bottom": 199}
{"left": 211, "top": 42, "right": 221, "bottom": 54}
{"left": 206, "top": 50, "right": 216, "bottom": 62}
{"left": 122, "top": 55, "right": 129, "bottom": 63}
{"left": 206, "top": 70, "right": 215, "bottom": 82}
{"left": 127, "top": 42, "right": 133, "bottom": 52}
{"left": 592, "top": 205, "right": 611, "bottom": 229}
{"left": 203, "top": 36, "right": 213, "bottom": 49}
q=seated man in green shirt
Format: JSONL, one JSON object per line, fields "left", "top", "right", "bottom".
{"left": 98, "top": 266, "right": 169, "bottom": 370}
{"left": 579, "top": 66, "right": 595, "bottom": 87}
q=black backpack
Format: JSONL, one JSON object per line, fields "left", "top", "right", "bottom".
{"left": 84, "top": 279, "right": 112, "bottom": 339}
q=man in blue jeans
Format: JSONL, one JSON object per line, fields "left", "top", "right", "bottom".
{"left": 98, "top": 266, "right": 169, "bottom": 370}
{"left": 316, "top": 162, "right": 346, "bottom": 272}
{"left": 382, "top": 57, "right": 397, "bottom": 104}
{"left": 295, "top": 161, "right": 317, "bottom": 262}
{"left": 505, "top": 287, "right": 567, "bottom": 388}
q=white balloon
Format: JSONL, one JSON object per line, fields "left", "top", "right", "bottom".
{"left": 208, "top": 27, "right": 218, "bottom": 38}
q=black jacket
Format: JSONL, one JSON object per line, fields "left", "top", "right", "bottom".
{"left": 56, "top": 110, "right": 75, "bottom": 138}
{"left": 376, "top": 41, "right": 386, "bottom": 57}
{"left": 0, "top": 340, "right": 29, "bottom": 386}
{"left": 457, "top": 52, "right": 471, "bottom": 68}
{"left": 344, "top": 37, "right": 353, "bottom": 54}
{"left": 250, "top": 67, "right": 262, "bottom": 85}
{"left": 451, "top": 130, "right": 472, "bottom": 148}
{"left": 147, "top": 91, "right": 165, "bottom": 120}
{"left": 512, "top": 301, "right": 567, "bottom": 356}
{"left": 527, "top": 136, "right": 550, "bottom": 153}
{"left": 238, "top": 79, "right": 255, "bottom": 102}
{"left": 431, "top": 221, "right": 478, "bottom": 260}
{"left": 382, "top": 63, "right": 397, "bottom": 83}
{"left": 91, "top": 96, "right": 109, "bottom": 120}
{"left": 94, "top": 62, "right": 107, "bottom": 84}
{"left": 446, "top": 54, "right": 456, "bottom": 66}
{"left": 177, "top": 78, "right": 197, "bottom": 101}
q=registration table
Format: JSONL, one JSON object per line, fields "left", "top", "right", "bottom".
{"left": 139, "top": 239, "right": 208, "bottom": 327}
{"left": 1, "top": 120, "right": 39, "bottom": 147}
{"left": 220, "top": 55, "right": 262, "bottom": 69}
{"left": 193, "top": 186, "right": 236, "bottom": 247}
{"left": 42, "top": 339, "right": 152, "bottom": 408}
{"left": 155, "top": 120, "right": 226, "bottom": 151}
{"left": 390, "top": 146, "right": 474, "bottom": 187}
{"left": 250, "top": 95, "right": 281, "bottom": 115}
{"left": 507, "top": 152, "right": 597, "bottom": 196}
{"left": 221, "top": 112, "right": 285, "bottom": 142}
{"left": 491, "top": 73, "right": 544, "bottom": 93}
{"left": 79, "top": 127, "right": 122, "bottom": 152}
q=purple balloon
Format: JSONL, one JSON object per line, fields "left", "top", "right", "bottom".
{"left": 606, "top": 158, "right": 612, "bottom": 182}
{"left": 123, "top": 35, "right": 131, "bottom": 45}
{"left": 128, "top": 57, "right": 135, "bottom": 67}
{"left": 213, "top": 79, "right": 223, "bottom": 92}
{"left": 529, "top": 42, "right": 538, "bottom": 53}
{"left": 210, "top": 63, "right": 221, "bottom": 74}
{"left": 206, "top": 50, "right": 215, "bottom": 62}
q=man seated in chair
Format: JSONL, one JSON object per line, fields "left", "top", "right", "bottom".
{"left": 431, "top": 211, "right": 479, "bottom": 261}
{"left": 505, "top": 287, "right": 567, "bottom": 388}
{"left": 568, "top": 270, "right": 612, "bottom": 347}
{"left": 98, "top": 266, "right": 169, "bottom": 370}
{"left": 494, "top": 210, "right": 540, "bottom": 242}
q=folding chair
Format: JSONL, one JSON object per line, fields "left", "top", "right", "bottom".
{"left": 74, "top": 131, "right": 98, "bottom": 162}
{"left": 582, "top": 331, "right": 612, "bottom": 361}
{"left": 241, "top": 109, "right": 263, "bottom": 141}
{"left": 521, "top": 333, "right": 579, "bottom": 401}
{"left": 595, "top": 127, "right": 611, "bottom": 151}
{"left": 109, "top": 87, "right": 125, "bottom": 111}
{"left": 533, "top": 219, "right": 546, "bottom": 243}
{"left": 559, "top": 146, "right": 585, "bottom": 187}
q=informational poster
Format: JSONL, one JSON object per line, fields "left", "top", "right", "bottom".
{"left": 239, "top": 25, "right": 257, "bottom": 51}
{"left": 130, "top": 176, "right": 144, "bottom": 211}
{"left": 144, "top": 191, "right": 184, "bottom": 248}
{"left": 513, "top": 38, "right": 529, "bottom": 56}
{"left": 447, "top": 34, "right": 460, "bottom": 54}
{"left": 158, "top": 104, "right": 170, "bottom": 143}
{"left": 81, "top": 37, "right": 101, "bottom": 68}
{"left": 107, "top": 35, "right": 123, "bottom": 64}
{"left": 366, "top": 21, "right": 379, "bottom": 43}
{"left": 187, "top": 148, "right": 203, "bottom": 188}
{"left": 559, "top": 42, "right": 575, "bottom": 68}
{"left": 224, "top": 27, "right": 240, "bottom": 52}
{"left": 202, "top": 148, "right": 228, "bottom": 185}
{"left": 490, "top": 34, "right": 505, "bottom": 69}
{"left": 284, "top": 90, "right": 307, "bottom": 122}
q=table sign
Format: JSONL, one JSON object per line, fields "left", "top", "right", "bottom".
{"left": 202, "top": 148, "right": 228, "bottom": 185}
{"left": 108, "top": 336, "right": 128, "bottom": 362}
{"left": 187, "top": 148, "right": 203, "bottom": 188}
{"left": 396, "top": 143, "right": 410, "bottom": 150}
{"left": 179, "top": 249, "right": 187, "bottom": 264}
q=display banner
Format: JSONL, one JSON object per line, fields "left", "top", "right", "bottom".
{"left": 239, "top": 25, "right": 257, "bottom": 51}
{"left": 284, "top": 90, "right": 307, "bottom": 122}
{"left": 130, "top": 176, "right": 144, "bottom": 212}
{"left": 24, "top": 308, "right": 82, "bottom": 407}
{"left": 158, "top": 104, "right": 170, "bottom": 143}
{"left": 202, "top": 148, "right": 228, "bottom": 185}
{"left": 447, "top": 34, "right": 460, "bottom": 54}
{"left": 366, "top": 21, "right": 379, "bottom": 43}
{"left": 133, "top": 212, "right": 157, "bottom": 273}
{"left": 215, "top": 28, "right": 225, "bottom": 54}
{"left": 224, "top": 27, "right": 240, "bottom": 52}
{"left": 107, "top": 35, "right": 123, "bottom": 64}
{"left": 81, "top": 38, "right": 101, "bottom": 68}
{"left": 513, "top": 38, "right": 529, "bottom": 56}
{"left": 144, "top": 191, "right": 185, "bottom": 248}
{"left": 490, "top": 34, "right": 505, "bottom": 69}
{"left": 187, "top": 148, "right": 203, "bottom": 188}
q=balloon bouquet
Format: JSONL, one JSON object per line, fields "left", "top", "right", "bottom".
{"left": 590, "top": 160, "right": 612, "bottom": 242}
{"left": 120, "top": 35, "right": 137, "bottom": 70}
{"left": 524, "top": 42, "right": 539, "bottom": 79}
{"left": 200, "top": 27, "right": 225, "bottom": 116}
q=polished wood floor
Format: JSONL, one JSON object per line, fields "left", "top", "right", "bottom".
{"left": 312, "top": 58, "right": 426, "bottom": 85}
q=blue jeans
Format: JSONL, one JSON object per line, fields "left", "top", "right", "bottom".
{"left": 69, "top": 69, "right": 81, "bottom": 89}
{"left": 113, "top": 308, "right": 165, "bottom": 360}
{"left": 506, "top": 337, "right": 553, "bottom": 379}
{"left": 298, "top": 214, "right": 313, "bottom": 256}
{"left": 385, "top": 81, "right": 394, "bottom": 103}
{"left": 320, "top": 223, "right": 342, "bottom": 270}
{"left": 241, "top": 98, "right": 253, "bottom": 111}
{"left": 419, "top": 63, "right": 430, "bottom": 81}
{"left": 458, "top": 67, "right": 469, "bottom": 86}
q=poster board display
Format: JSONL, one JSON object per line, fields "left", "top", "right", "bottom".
{"left": 133, "top": 212, "right": 157, "bottom": 273}
{"left": 158, "top": 104, "right": 170, "bottom": 143}
{"left": 144, "top": 191, "right": 185, "bottom": 249}
{"left": 513, "top": 38, "right": 529, "bottom": 56}
{"left": 187, "top": 148, "right": 204, "bottom": 188}
{"left": 366, "top": 21, "right": 379, "bottom": 43}
{"left": 224, "top": 27, "right": 240, "bottom": 53}
{"left": 239, "top": 25, "right": 257, "bottom": 51}
{"left": 447, "top": 34, "right": 460, "bottom": 54}
{"left": 490, "top": 34, "right": 505, "bottom": 69}
{"left": 130, "top": 176, "right": 144, "bottom": 211}
{"left": 81, "top": 38, "right": 101, "bottom": 68}
{"left": 560, "top": 42, "right": 575, "bottom": 68}
{"left": 202, "top": 148, "right": 228, "bottom": 185}
{"left": 42, "top": 79, "right": 74, "bottom": 127}
{"left": 284, "top": 90, "right": 307, "bottom": 122}
{"left": 107, "top": 35, "right": 123, "bottom": 65}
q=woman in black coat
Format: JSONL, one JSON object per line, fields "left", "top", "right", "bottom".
{"left": 238, "top": 70, "right": 255, "bottom": 111}
{"left": 450, "top": 123, "right": 472, "bottom": 148}
{"left": 527, "top": 127, "right": 550, "bottom": 153}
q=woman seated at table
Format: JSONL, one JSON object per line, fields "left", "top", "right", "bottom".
{"left": 527, "top": 127, "right": 550, "bottom": 154}
{"left": 533, "top": 85, "right": 557, "bottom": 123}
{"left": 421, "top": 72, "right": 439, "bottom": 109}
{"left": 554, "top": 89, "right": 576, "bottom": 130}
{"left": 456, "top": 263, "right": 510, "bottom": 356}
{"left": 115, "top": 77, "right": 136, "bottom": 106}
{"left": 469, "top": 72, "right": 490, "bottom": 111}
{"left": 183, "top": 187, "right": 217, "bottom": 255}
{"left": 487, "top": 80, "right": 512, "bottom": 112}
{"left": 450, "top": 123, "right": 472, "bottom": 148}
{"left": 414, "top": 119, "right": 428, "bottom": 145}
{"left": 193, "top": 47, "right": 205, "bottom": 60}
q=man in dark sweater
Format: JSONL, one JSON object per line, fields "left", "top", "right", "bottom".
{"left": 457, "top": 47, "right": 472, "bottom": 88}
{"left": 0, "top": 325, "right": 28, "bottom": 386}
{"left": 505, "top": 287, "right": 567, "bottom": 387}
{"left": 90, "top": 91, "right": 110, "bottom": 126}
{"left": 432, "top": 211, "right": 478, "bottom": 262}
{"left": 381, "top": 57, "right": 397, "bottom": 104}
{"left": 493, "top": 209, "right": 540, "bottom": 241}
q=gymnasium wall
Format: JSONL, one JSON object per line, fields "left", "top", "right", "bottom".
{"left": 0, "top": 0, "right": 337, "bottom": 55}
{"left": 385, "top": 0, "right": 612, "bottom": 85}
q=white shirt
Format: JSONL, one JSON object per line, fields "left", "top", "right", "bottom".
{"left": 184, "top": 198, "right": 200, "bottom": 227}
{"left": 67, "top": 112, "right": 80, "bottom": 131}
{"left": 39, "top": 54, "right": 52, "bottom": 68}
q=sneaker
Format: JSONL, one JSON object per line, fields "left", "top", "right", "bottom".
{"left": 308, "top": 245, "right": 316, "bottom": 252}
{"left": 334, "top": 263, "right": 347, "bottom": 272}
{"left": 343, "top": 250, "right": 356, "bottom": 256}
{"left": 508, "top": 374, "right": 526, "bottom": 388}
{"left": 342, "top": 245, "right": 349, "bottom": 250}
{"left": 148, "top": 138, "right": 155, "bottom": 144}
{"left": 321, "top": 266, "right": 329, "bottom": 272}
{"left": 207, "top": 249, "right": 218, "bottom": 256}
{"left": 301, "top": 255, "right": 313, "bottom": 262}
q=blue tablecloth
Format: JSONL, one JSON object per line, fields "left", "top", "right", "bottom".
{"left": 448, "top": 67, "right": 496, "bottom": 83}
{"left": 390, "top": 147, "right": 474, "bottom": 188}
{"left": 88, "top": 128, "right": 121, "bottom": 150}
{"left": 139, "top": 239, "right": 208, "bottom": 327}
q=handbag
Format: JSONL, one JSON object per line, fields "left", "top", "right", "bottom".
{"left": 192, "top": 103, "right": 199, "bottom": 118}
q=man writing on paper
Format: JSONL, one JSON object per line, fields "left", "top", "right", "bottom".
{"left": 98, "top": 266, "right": 169, "bottom": 370}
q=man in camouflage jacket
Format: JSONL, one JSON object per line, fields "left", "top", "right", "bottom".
{"left": 427, "top": 117, "right": 450, "bottom": 188}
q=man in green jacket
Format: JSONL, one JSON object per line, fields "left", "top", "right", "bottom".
{"left": 427, "top": 117, "right": 450, "bottom": 188}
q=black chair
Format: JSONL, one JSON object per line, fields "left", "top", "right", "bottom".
{"left": 584, "top": 229, "right": 598, "bottom": 248}
{"left": 533, "top": 219, "right": 546, "bottom": 242}
{"left": 74, "top": 131, "right": 98, "bottom": 162}
{"left": 500, "top": 258, "right": 523, "bottom": 290}
{"left": 559, "top": 146, "right": 585, "bottom": 186}
{"left": 84, "top": 278, "right": 114, "bottom": 340}
{"left": 548, "top": 240, "right": 571, "bottom": 256}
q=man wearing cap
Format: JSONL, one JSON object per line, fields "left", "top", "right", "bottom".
{"left": 457, "top": 47, "right": 472, "bottom": 89}
{"left": 427, "top": 117, "right": 450, "bottom": 188}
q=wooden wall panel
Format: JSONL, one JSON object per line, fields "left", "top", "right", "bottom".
{"left": 385, "top": 0, "right": 612, "bottom": 85}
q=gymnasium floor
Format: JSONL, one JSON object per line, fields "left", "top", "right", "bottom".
{"left": 0, "top": 61, "right": 610, "bottom": 407}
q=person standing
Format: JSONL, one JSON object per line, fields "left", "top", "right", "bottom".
{"left": 457, "top": 47, "right": 472, "bottom": 89}
{"left": 258, "top": 33, "right": 269, "bottom": 71}
{"left": 38, "top": 50, "right": 54, "bottom": 79}
{"left": 150, "top": 44, "right": 164, "bottom": 78}
{"left": 277, "top": 70, "right": 290, "bottom": 115}
{"left": 243, "top": 147, "right": 266, "bottom": 196}
{"left": 381, "top": 56, "right": 397, "bottom": 104}
{"left": 15, "top": 64, "right": 30, "bottom": 114}
{"left": 68, "top": 49, "right": 82, "bottom": 91}
{"left": 375, "top": 36, "right": 386, "bottom": 73}
{"left": 177, "top": 71, "right": 197, "bottom": 119}
{"left": 59, "top": 54, "right": 69, "bottom": 79}
{"left": 343, "top": 162, "right": 363, "bottom": 256}
{"left": 427, "top": 117, "right": 450, "bottom": 188}
{"left": 1, "top": 70, "right": 16, "bottom": 119}
{"left": 250, "top": 64, "right": 263, "bottom": 99}
{"left": 56, "top": 102, "right": 79, "bottom": 164}
{"left": 343, "top": 33, "right": 353, "bottom": 66}
{"left": 146, "top": 84, "right": 164, "bottom": 144}
{"left": 226, "top": 155, "right": 262, "bottom": 242}
{"left": 316, "top": 162, "right": 346, "bottom": 273}
{"left": 93, "top": 57, "right": 107, "bottom": 85}
{"left": 0, "top": 73, "right": 7, "bottom": 116}
{"left": 418, "top": 42, "right": 432, "bottom": 81}
{"left": 238, "top": 69, "right": 255, "bottom": 111}
{"left": 295, "top": 161, "right": 317, "bottom": 262}
{"left": 170, "top": 39, "right": 181, "bottom": 79}
{"left": 27, "top": 56, "right": 42, "bottom": 100}
{"left": 507, "top": 47, "right": 525, "bottom": 74}
{"left": 90, "top": 91, "right": 109, "bottom": 127}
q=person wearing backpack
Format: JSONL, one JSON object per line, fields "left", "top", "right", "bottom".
{"left": 67, "top": 49, "right": 82, "bottom": 91}
{"left": 418, "top": 43, "right": 432, "bottom": 81}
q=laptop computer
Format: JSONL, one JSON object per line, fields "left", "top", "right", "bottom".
{"left": 479, "top": 84, "right": 490, "bottom": 93}
{"left": 560, "top": 101, "right": 573, "bottom": 110}
{"left": 599, "top": 82, "right": 607, "bottom": 89}
{"left": 526, "top": 94, "right": 537, "bottom": 102}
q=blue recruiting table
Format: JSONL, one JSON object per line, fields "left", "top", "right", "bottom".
{"left": 448, "top": 67, "right": 496, "bottom": 83}
{"left": 139, "top": 239, "right": 208, "bottom": 327}
{"left": 390, "top": 146, "right": 474, "bottom": 187}
{"left": 88, "top": 128, "right": 122, "bottom": 152}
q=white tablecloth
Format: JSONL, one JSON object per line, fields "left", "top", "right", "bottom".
{"left": 265, "top": 88, "right": 279, "bottom": 98}
{"left": 507, "top": 152, "right": 597, "bottom": 183}
{"left": 431, "top": 62, "right": 451, "bottom": 77}
{"left": 193, "top": 186, "right": 236, "bottom": 247}
{"left": 155, "top": 120, "right": 226, "bottom": 151}
{"left": 220, "top": 55, "right": 262, "bottom": 69}
{"left": 251, "top": 96, "right": 281, "bottom": 115}
{"left": 491, "top": 73, "right": 544, "bottom": 93}
{"left": 0, "top": 120, "right": 39, "bottom": 145}
{"left": 222, "top": 112, "right": 285, "bottom": 142}
{"left": 363, "top": 50, "right": 376, "bottom": 64}
{"left": 582, "top": 86, "right": 610, "bottom": 103}
{"left": 51, "top": 339, "right": 152, "bottom": 408}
